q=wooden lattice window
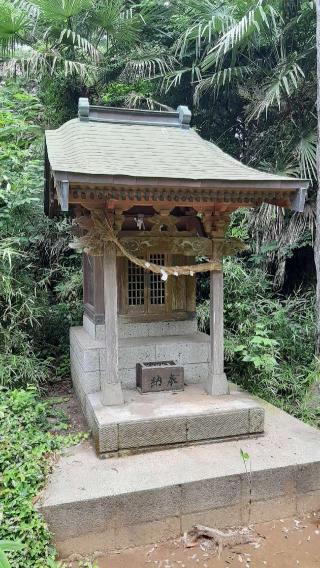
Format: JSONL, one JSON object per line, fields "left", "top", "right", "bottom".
{"left": 149, "top": 254, "right": 165, "bottom": 305}
{"left": 117, "top": 253, "right": 195, "bottom": 318}
{"left": 128, "top": 261, "right": 144, "bottom": 306}
{"left": 126, "top": 253, "right": 167, "bottom": 313}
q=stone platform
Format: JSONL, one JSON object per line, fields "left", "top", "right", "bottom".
{"left": 39, "top": 394, "right": 320, "bottom": 557}
{"left": 86, "top": 385, "right": 264, "bottom": 454}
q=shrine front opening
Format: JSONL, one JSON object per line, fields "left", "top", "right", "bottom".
{"left": 44, "top": 99, "right": 308, "bottom": 455}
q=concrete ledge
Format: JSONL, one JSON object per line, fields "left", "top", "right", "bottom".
{"left": 39, "top": 397, "right": 320, "bottom": 555}
{"left": 83, "top": 314, "right": 198, "bottom": 341}
{"left": 85, "top": 385, "right": 264, "bottom": 454}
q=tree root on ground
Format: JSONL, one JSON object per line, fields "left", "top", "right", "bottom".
{"left": 183, "top": 524, "right": 256, "bottom": 557}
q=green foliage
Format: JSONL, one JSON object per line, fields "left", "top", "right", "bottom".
{"left": 0, "top": 540, "right": 23, "bottom": 568}
{"left": 197, "top": 257, "right": 318, "bottom": 425}
{"left": 101, "top": 79, "right": 153, "bottom": 106}
{"left": 0, "top": 81, "right": 82, "bottom": 388}
{"left": 0, "top": 387, "right": 84, "bottom": 567}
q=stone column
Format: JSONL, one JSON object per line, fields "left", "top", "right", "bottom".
{"left": 101, "top": 244, "right": 124, "bottom": 406}
{"left": 206, "top": 269, "right": 229, "bottom": 396}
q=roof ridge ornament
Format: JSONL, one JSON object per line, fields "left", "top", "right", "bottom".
{"left": 177, "top": 105, "right": 192, "bottom": 129}
{"left": 77, "top": 97, "right": 192, "bottom": 127}
{"left": 79, "top": 97, "right": 89, "bottom": 121}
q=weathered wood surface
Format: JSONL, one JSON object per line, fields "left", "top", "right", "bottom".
{"left": 101, "top": 245, "right": 124, "bottom": 406}
{"left": 206, "top": 270, "right": 228, "bottom": 396}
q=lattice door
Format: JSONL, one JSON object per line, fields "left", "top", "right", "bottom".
{"left": 126, "top": 253, "right": 167, "bottom": 314}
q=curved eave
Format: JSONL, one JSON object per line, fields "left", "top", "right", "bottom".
{"left": 51, "top": 170, "right": 309, "bottom": 192}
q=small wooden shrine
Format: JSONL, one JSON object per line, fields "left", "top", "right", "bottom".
{"left": 45, "top": 99, "right": 308, "bottom": 454}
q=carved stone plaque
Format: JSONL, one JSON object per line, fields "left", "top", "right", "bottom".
{"left": 136, "top": 360, "right": 184, "bottom": 393}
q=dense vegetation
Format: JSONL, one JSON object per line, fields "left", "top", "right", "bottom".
{"left": 0, "top": 387, "right": 84, "bottom": 567}
{"left": 0, "top": 0, "right": 319, "bottom": 565}
{"left": 0, "top": 83, "right": 82, "bottom": 388}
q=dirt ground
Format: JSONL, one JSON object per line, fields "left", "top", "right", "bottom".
{"left": 45, "top": 378, "right": 88, "bottom": 434}
{"left": 64, "top": 513, "right": 320, "bottom": 568}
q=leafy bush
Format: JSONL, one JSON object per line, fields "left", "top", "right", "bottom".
{"left": 0, "top": 387, "right": 84, "bottom": 567}
{"left": 0, "top": 354, "right": 51, "bottom": 389}
{"left": 0, "top": 82, "right": 83, "bottom": 389}
{"left": 197, "top": 258, "right": 319, "bottom": 425}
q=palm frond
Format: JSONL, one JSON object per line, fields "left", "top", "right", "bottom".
{"left": 247, "top": 59, "right": 305, "bottom": 119}
{"left": 295, "top": 130, "right": 317, "bottom": 180}
{"left": 121, "top": 47, "right": 175, "bottom": 81}
{"left": 11, "top": 0, "right": 39, "bottom": 17}
{"left": 94, "top": 0, "right": 140, "bottom": 49}
{"left": 0, "top": 46, "right": 96, "bottom": 79}
{"left": 176, "top": 3, "right": 235, "bottom": 59}
{"left": 202, "top": 1, "right": 280, "bottom": 71}
{"left": 30, "top": 0, "right": 92, "bottom": 20}
{"left": 0, "top": 2, "right": 28, "bottom": 53}
{"left": 58, "top": 28, "right": 100, "bottom": 61}
{"left": 161, "top": 65, "right": 201, "bottom": 93}
{"left": 285, "top": 203, "right": 315, "bottom": 245}
{"left": 124, "top": 92, "right": 172, "bottom": 111}
{"left": 249, "top": 200, "right": 315, "bottom": 288}
{"left": 194, "top": 65, "right": 252, "bottom": 104}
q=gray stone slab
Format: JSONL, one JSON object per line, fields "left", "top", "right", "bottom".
{"left": 181, "top": 475, "right": 241, "bottom": 513}
{"left": 70, "top": 328, "right": 102, "bottom": 372}
{"left": 249, "top": 407, "right": 265, "bottom": 433}
{"left": 118, "top": 343, "right": 157, "bottom": 371}
{"left": 97, "top": 423, "right": 119, "bottom": 453}
{"left": 114, "top": 486, "right": 182, "bottom": 524}
{"left": 70, "top": 351, "right": 101, "bottom": 393}
{"left": 155, "top": 337, "right": 209, "bottom": 365}
{"left": 118, "top": 417, "right": 187, "bottom": 449}
{"left": 187, "top": 409, "right": 249, "bottom": 441}
{"left": 296, "top": 462, "right": 320, "bottom": 493}
{"left": 242, "top": 466, "right": 296, "bottom": 503}
{"left": 184, "top": 362, "right": 209, "bottom": 385}
{"left": 118, "top": 319, "right": 198, "bottom": 338}
{"left": 40, "top": 486, "right": 181, "bottom": 540}
{"left": 84, "top": 385, "right": 264, "bottom": 453}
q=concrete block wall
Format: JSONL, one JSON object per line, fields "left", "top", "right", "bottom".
{"left": 70, "top": 325, "right": 211, "bottom": 398}
{"left": 42, "top": 459, "right": 320, "bottom": 556}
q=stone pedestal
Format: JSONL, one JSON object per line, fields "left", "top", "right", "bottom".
{"left": 70, "top": 324, "right": 211, "bottom": 408}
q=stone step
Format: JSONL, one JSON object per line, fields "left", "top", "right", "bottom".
{"left": 86, "top": 385, "right": 264, "bottom": 454}
{"left": 39, "top": 398, "right": 320, "bottom": 558}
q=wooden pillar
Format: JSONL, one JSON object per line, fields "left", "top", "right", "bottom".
{"left": 206, "top": 269, "right": 229, "bottom": 396}
{"left": 101, "top": 244, "right": 124, "bottom": 406}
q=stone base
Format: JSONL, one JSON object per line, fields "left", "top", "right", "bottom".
{"left": 70, "top": 325, "right": 211, "bottom": 400}
{"left": 85, "top": 385, "right": 264, "bottom": 454}
{"left": 39, "top": 395, "right": 320, "bottom": 555}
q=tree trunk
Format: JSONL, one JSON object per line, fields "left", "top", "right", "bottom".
{"left": 315, "top": 0, "right": 320, "bottom": 355}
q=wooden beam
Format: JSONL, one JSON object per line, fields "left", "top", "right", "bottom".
{"left": 206, "top": 270, "right": 229, "bottom": 396}
{"left": 101, "top": 245, "right": 124, "bottom": 406}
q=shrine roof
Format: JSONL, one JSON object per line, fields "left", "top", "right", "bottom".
{"left": 45, "top": 99, "right": 308, "bottom": 189}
